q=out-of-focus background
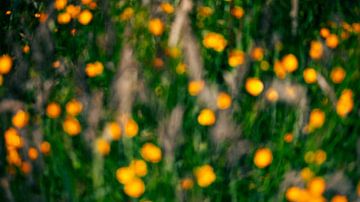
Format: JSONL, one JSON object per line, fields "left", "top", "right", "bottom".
{"left": 0, "top": 0, "right": 360, "bottom": 201}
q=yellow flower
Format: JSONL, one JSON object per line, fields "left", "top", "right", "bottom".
{"left": 194, "top": 164, "right": 216, "bottom": 187}
{"left": 336, "top": 89, "right": 354, "bottom": 117}
{"left": 176, "top": 63, "right": 186, "bottom": 75}
{"left": 198, "top": 6, "right": 213, "bottom": 17}
{"left": 78, "top": 10, "right": 93, "bottom": 25}
{"left": 203, "top": 32, "right": 227, "bottom": 52}
{"left": 197, "top": 108, "right": 216, "bottom": 126}
{"left": 116, "top": 167, "right": 135, "bottom": 184}
{"left": 149, "top": 18, "right": 164, "bottom": 36}
{"left": 46, "top": 102, "right": 62, "bottom": 119}
{"left": 63, "top": 117, "right": 81, "bottom": 136}
{"left": 216, "top": 92, "right": 232, "bottom": 110}
{"left": 265, "top": 88, "right": 279, "bottom": 102}
{"left": 307, "top": 177, "right": 326, "bottom": 196}
{"left": 309, "top": 41, "right": 323, "bottom": 60}
{"left": 96, "top": 138, "right": 110, "bottom": 156}
{"left": 124, "top": 178, "right": 145, "bottom": 198}
{"left": 314, "top": 149, "right": 326, "bottom": 165}
{"left": 12, "top": 110, "right": 29, "bottom": 129}
{"left": 331, "top": 195, "right": 348, "bottom": 202}
{"left": 160, "top": 2, "right": 174, "bottom": 14}
{"left": 300, "top": 167, "right": 314, "bottom": 181}
{"left": 309, "top": 109, "right": 325, "bottom": 129}
{"left": 228, "top": 50, "right": 245, "bottom": 67}
{"left": 66, "top": 5, "right": 81, "bottom": 18}
{"left": 303, "top": 68, "right": 317, "bottom": 84}
{"left": 330, "top": 67, "right": 346, "bottom": 84}
{"left": 140, "top": 143, "right": 162, "bottom": 163}
{"left": 231, "top": 6, "right": 244, "bottom": 19}
{"left": 286, "top": 187, "right": 309, "bottom": 202}
{"left": 245, "top": 77, "right": 264, "bottom": 96}
{"left": 188, "top": 80, "right": 205, "bottom": 96}
{"left": 66, "top": 99, "right": 83, "bottom": 116}
{"left": 120, "top": 7, "right": 134, "bottom": 21}
{"left": 124, "top": 118, "right": 139, "bottom": 138}
{"left": 54, "top": 0, "right": 67, "bottom": 10}
{"left": 253, "top": 148, "right": 273, "bottom": 168}
{"left": 281, "top": 54, "right": 298, "bottom": 73}
{"left": 0, "top": 54, "right": 13, "bottom": 74}
{"left": 130, "top": 159, "right": 147, "bottom": 177}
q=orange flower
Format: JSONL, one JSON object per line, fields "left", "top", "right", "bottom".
{"left": 330, "top": 67, "right": 346, "bottom": 84}
{"left": 188, "top": 80, "right": 205, "bottom": 96}
{"left": 130, "top": 159, "right": 147, "bottom": 177}
{"left": 251, "top": 47, "right": 264, "bottom": 61}
{"left": 78, "top": 10, "right": 93, "bottom": 25}
{"left": 63, "top": 117, "right": 81, "bottom": 136}
{"left": 309, "top": 41, "right": 323, "bottom": 60}
{"left": 96, "top": 138, "right": 110, "bottom": 156}
{"left": 228, "top": 50, "right": 245, "bottom": 67}
{"left": 124, "top": 118, "right": 139, "bottom": 138}
{"left": 106, "top": 122, "right": 122, "bottom": 140}
{"left": 194, "top": 164, "right": 216, "bottom": 187}
{"left": 28, "top": 147, "right": 39, "bottom": 160}
{"left": 57, "top": 12, "right": 71, "bottom": 24}
{"left": 274, "top": 60, "right": 287, "bottom": 79}
{"left": 303, "top": 68, "right": 317, "bottom": 84}
{"left": 160, "top": 2, "right": 174, "bottom": 14}
{"left": 320, "top": 28, "right": 330, "bottom": 38}
{"left": 116, "top": 167, "right": 135, "bottom": 184}
{"left": 197, "top": 108, "right": 216, "bottom": 126}
{"left": 54, "top": 0, "right": 67, "bottom": 10}
{"left": 284, "top": 133, "right": 293, "bottom": 143}
{"left": 12, "top": 110, "right": 29, "bottom": 129}
{"left": 4, "top": 128, "right": 23, "bottom": 149}
{"left": 85, "top": 61, "right": 103, "bottom": 77}
{"left": 245, "top": 78, "right": 264, "bottom": 96}
{"left": 231, "top": 6, "right": 244, "bottom": 19}
{"left": 198, "top": 6, "right": 213, "bottom": 17}
{"left": 307, "top": 177, "right": 326, "bottom": 196}
{"left": 217, "top": 92, "right": 232, "bottom": 110}
{"left": 66, "top": 5, "right": 81, "bottom": 18}
{"left": 40, "top": 141, "right": 51, "bottom": 155}
{"left": 253, "top": 148, "right": 273, "bottom": 168}
{"left": 46, "top": 102, "right": 61, "bottom": 119}
{"left": 181, "top": 178, "right": 194, "bottom": 190}
{"left": 66, "top": 99, "right": 83, "bottom": 116}
{"left": 281, "top": 54, "right": 298, "bottom": 73}
{"left": 331, "top": 195, "right": 348, "bottom": 202}
{"left": 140, "top": 143, "right": 162, "bottom": 163}
{"left": 286, "top": 187, "right": 309, "bottom": 202}
{"left": 120, "top": 7, "right": 134, "bottom": 21}
{"left": 124, "top": 178, "right": 145, "bottom": 198}
{"left": 265, "top": 88, "right": 279, "bottom": 102}
{"left": 336, "top": 89, "right": 354, "bottom": 117}
{"left": 21, "top": 161, "right": 32, "bottom": 174}
{"left": 148, "top": 18, "right": 164, "bottom": 36}
{"left": 309, "top": 109, "right": 325, "bottom": 129}
{"left": 0, "top": 54, "right": 13, "bottom": 74}
{"left": 203, "top": 32, "right": 227, "bottom": 52}
{"left": 326, "top": 34, "right": 339, "bottom": 48}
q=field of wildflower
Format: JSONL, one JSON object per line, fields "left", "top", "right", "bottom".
{"left": 1, "top": 0, "right": 360, "bottom": 201}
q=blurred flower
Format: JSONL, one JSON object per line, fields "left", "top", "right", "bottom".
{"left": 284, "top": 133, "right": 293, "bottom": 143}
{"left": 320, "top": 28, "right": 330, "bottom": 38}
{"left": 66, "top": 5, "right": 81, "bottom": 18}
{"left": 198, "top": 6, "right": 213, "bottom": 17}
{"left": 231, "top": 6, "right": 244, "bottom": 19}
{"left": 300, "top": 167, "right": 314, "bottom": 181}
{"left": 309, "top": 41, "right": 323, "bottom": 60}
{"left": 0, "top": 54, "right": 13, "bottom": 74}
{"left": 253, "top": 148, "right": 273, "bottom": 168}
{"left": 188, "top": 80, "right": 205, "bottom": 96}
{"left": 54, "top": 0, "right": 67, "bottom": 10}
{"left": 331, "top": 195, "right": 348, "bottom": 202}
{"left": 22, "top": 45, "right": 30, "bottom": 54}
{"left": 124, "top": 178, "right": 145, "bottom": 198}
{"left": 203, "top": 32, "right": 227, "bottom": 52}
{"left": 57, "top": 12, "right": 71, "bottom": 24}
{"left": 66, "top": 99, "right": 83, "bottom": 116}
{"left": 281, "top": 54, "right": 298, "bottom": 73}
{"left": 176, "top": 63, "right": 186, "bottom": 75}
{"left": 326, "top": 34, "right": 339, "bottom": 49}
{"left": 307, "top": 177, "right": 326, "bottom": 196}
{"left": 78, "top": 10, "right": 93, "bottom": 25}
{"left": 28, "top": 147, "right": 39, "bottom": 160}
{"left": 228, "top": 49, "right": 245, "bottom": 67}
{"left": 194, "top": 164, "right": 216, "bottom": 187}
{"left": 160, "top": 2, "right": 174, "bottom": 14}
{"left": 96, "top": 138, "right": 110, "bottom": 156}
{"left": 314, "top": 150, "right": 326, "bottom": 165}
{"left": 266, "top": 87, "right": 279, "bottom": 102}
{"left": 336, "top": 89, "right": 353, "bottom": 117}
{"left": 81, "top": 0, "right": 92, "bottom": 5}
{"left": 4, "top": 128, "right": 23, "bottom": 149}
{"left": 40, "top": 141, "right": 51, "bottom": 155}
{"left": 106, "top": 122, "right": 122, "bottom": 140}
{"left": 12, "top": 110, "right": 29, "bottom": 129}
{"left": 245, "top": 77, "right": 264, "bottom": 96}
{"left": 116, "top": 166, "right": 135, "bottom": 185}
{"left": 198, "top": 108, "right": 216, "bottom": 126}
{"left": 140, "top": 143, "right": 162, "bottom": 163}
{"left": 21, "top": 161, "right": 32, "bottom": 174}
{"left": 216, "top": 92, "right": 232, "bottom": 110}
{"left": 7, "top": 149, "right": 22, "bottom": 166}
{"left": 149, "top": 18, "right": 164, "bottom": 36}
{"left": 124, "top": 118, "right": 139, "bottom": 137}
{"left": 63, "top": 117, "right": 81, "bottom": 136}
{"left": 85, "top": 61, "right": 104, "bottom": 77}
{"left": 274, "top": 60, "right": 287, "bottom": 79}
{"left": 286, "top": 186, "right": 310, "bottom": 202}
{"left": 251, "top": 47, "right": 264, "bottom": 61}
{"left": 309, "top": 109, "right": 325, "bottom": 129}
{"left": 330, "top": 67, "right": 346, "bottom": 84}
{"left": 120, "top": 7, "right": 134, "bottom": 21}
{"left": 46, "top": 102, "right": 62, "bottom": 119}
{"left": 303, "top": 68, "right": 317, "bottom": 84}
{"left": 181, "top": 178, "right": 194, "bottom": 190}
{"left": 130, "top": 159, "right": 147, "bottom": 177}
